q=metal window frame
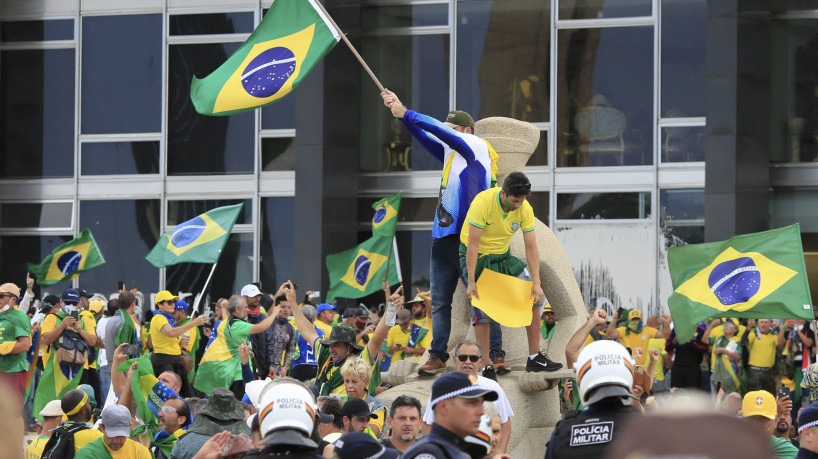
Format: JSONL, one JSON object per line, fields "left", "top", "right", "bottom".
{"left": 0, "top": 199, "right": 75, "bottom": 233}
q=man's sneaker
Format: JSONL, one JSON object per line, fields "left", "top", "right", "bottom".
{"left": 526, "top": 352, "right": 563, "bottom": 372}
{"left": 493, "top": 356, "right": 511, "bottom": 375}
{"left": 481, "top": 364, "right": 497, "bottom": 382}
{"left": 418, "top": 356, "right": 446, "bottom": 376}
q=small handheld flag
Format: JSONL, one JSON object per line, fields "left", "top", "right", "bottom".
{"left": 146, "top": 203, "right": 244, "bottom": 268}
{"left": 667, "top": 224, "right": 813, "bottom": 342}
{"left": 371, "top": 193, "right": 401, "bottom": 238}
{"left": 27, "top": 229, "right": 105, "bottom": 286}
{"left": 326, "top": 236, "right": 401, "bottom": 301}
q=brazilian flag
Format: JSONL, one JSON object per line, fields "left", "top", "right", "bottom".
{"left": 146, "top": 203, "right": 243, "bottom": 268}
{"left": 668, "top": 224, "right": 813, "bottom": 342}
{"left": 27, "top": 229, "right": 105, "bottom": 286}
{"left": 190, "top": 0, "right": 341, "bottom": 115}
{"left": 326, "top": 236, "right": 401, "bottom": 301}
{"left": 372, "top": 193, "right": 401, "bottom": 238}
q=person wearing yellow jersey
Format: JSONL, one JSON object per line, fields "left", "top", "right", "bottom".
{"left": 646, "top": 337, "right": 669, "bottom": 394}
{"left": 76, "top": 404, "right": 151, "bottom": 459}
{"left": 150, "top": 290, "right": 207, "bottom": 397}
{"left": 78, "top": 291, "right": 105, "bottom": 406}
{"left": 387, "top": 309, "right": 431, "bottom": 363}
{"left": 745, "top": 319, "right": 780, "bottom": 395}
{"left": 40, "top": 389, "right": 103, "bottom": 457}
{"left": 27, "top": 400, "right": 63, "bottom": 459}
{"left": 315, "top": 303, "right": 337, "bottom": 338}
{"left": 703, "top": 318, "right": 742, "bottom": 395}
{"left": 606, "top": 309, "right": 671, "bottom": 366}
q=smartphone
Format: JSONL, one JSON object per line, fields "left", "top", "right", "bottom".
{"left": 779, "top": 386, "right": 791, "bottom": 398}
{"left": 117, "top": 280, "right": 124, "bottom": 291}
{"left": 70, "top": 310, "right": 79, "bottom": 319}
{"left": 124, "top": 344, "right": 139, "bottom": 356}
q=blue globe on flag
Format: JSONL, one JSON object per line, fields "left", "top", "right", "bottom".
{"left": 708, "top": 257, "right": 761, "bottom": 305}
{"left": 57, "top": 251, "right": 82, "bottom": 275}
{"left": 373, "top": 205, "right": 387, "bottom": 224}
{"left": 171, "top": 217, "right": 207, "bottom": 248}
{"left": 354, "top": 255, "right": 371, "bottom": 286}
{"left": 241, "top": 47, "right": 296, "bottom": 98}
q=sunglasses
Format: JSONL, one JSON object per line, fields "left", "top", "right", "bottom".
{"left": 159, "top": 406, "right": 177, "bottom": 415}
{"left": 456, "top": 354, "right": 481, "bottom": 363}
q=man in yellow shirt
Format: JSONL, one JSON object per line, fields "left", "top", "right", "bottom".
{"left": 647, "top": 337, "right": 668, "bottom": 394}
{"left": 387, "top": 309, "right": 431, "bottom": 363}
{"left": 746, "top": 318, "right": 779, "bottom": 394}
{"left": 606, "top": 309, "right": 671, "bottom": 366}
{"left": 315, "top": 303, "right": 337, "bottom": 337}
{"left": 405, "top": 293, "right": 433, "bottom": 340}
{"left": 39, "top": 389, "right": 103, "bottom": 457}
{"left": 26, "top": 400, "right": 63, "bottom": 459}
{"left": 79, "top": 292, "right": 105, "bottom": 404}
{"left": 150, "top": 290, "right": 206, "bottom": 397}
{"left": 76, "top": 404, "right": 151, "bottom": 459}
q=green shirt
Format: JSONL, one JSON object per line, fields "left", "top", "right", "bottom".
{"left": 769, "top": 435, "right": 797, "bottom": 459}
{"left": 0, "top": 309, "right": 31, "bottom": 372}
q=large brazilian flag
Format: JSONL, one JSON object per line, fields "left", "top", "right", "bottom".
{"left": 27, "top": 229, "right": 105, "bottom": 286}
{"left": 190, "top": 0, "right": 342, "bottom": 116}
{"left": 146, "top": 203, "right": 243, "bottom": 268}
{"left": 326, "top": 236, "right": 401, "bottom": 301}
{"left": 667, "top": 224, "right": 813, "bottom": 342}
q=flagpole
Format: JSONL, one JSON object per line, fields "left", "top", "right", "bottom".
{"left": 311, "top": 0, "right": 385, "bottom": 92}
{"left": 193, "top": 262, "right": 218, "bottom": 315}
{"left": 383, "top": 237, "right": 395, "bottom": 284}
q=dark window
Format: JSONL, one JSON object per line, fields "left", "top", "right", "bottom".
{"left": 169, "top": 13, "right": 255, "bottom": 35}
{"left": 0, "top": 236, "right": 74, "bottom": 296}
{"left": 166, "top": 200, "right": 252, "bottom": 226}
{"left": 559, "top": 0, "right": 651, "bottom": 20}
{"left": 557, "top": 192, "right": 651, "bottom": 219}
{"left": 260, "top": 197, "right": 295, "bottom": 290}
{"left": 661, "top": 0, "right": 706, "bottom": 118}
{"left": 0, "top": 202, "right": 73, "bottom": 228}
{"left": 361, "top": 3, "right": 448, "bottom": 30}
{"left": 260, "top": 95, "right": 295, "bottom": 130}
{"left": 0, "top": 20, "right": 74, "bottom": 41}
{"left": 261, "top": 137, "right": 296, "bottom": 171}
{"left": 81, "top": 142, "right": 160, "bottom": 175}
{"left": 166, "top": 233, "right": 253, "bottom": 299}
{"left": 661, "top": 125, "right": 705, "bottom": 162}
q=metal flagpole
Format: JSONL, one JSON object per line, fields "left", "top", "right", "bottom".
{"left": 193, "top": 262, "right": 218, "bottom": 315}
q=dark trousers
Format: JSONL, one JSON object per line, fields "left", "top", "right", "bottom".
{"left": 291, "top": 364, "right": 317, "bottom": 382}
{"left": 152, "top": 353, "right": 194, "bottom": 397}
{"left": 80, "top": 367, "right": 102, "bottom": 404}
{"left": 670, "top": 365, "right": 702, "bottom": 389}
{"left": 746, "top": 367, "right": 776, "bottom": 395}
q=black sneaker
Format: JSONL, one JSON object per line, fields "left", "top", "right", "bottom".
{"left": 481, "top": 364, "right": 497, "bottom": 381}
{"left": 526, "top": 352, "right": 563, "bottom": 372}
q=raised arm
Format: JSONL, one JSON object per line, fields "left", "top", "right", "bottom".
{"left": 606, "top": 311, "right": 621, "bottom": 340}
{"left": 381, "top": 89, "right": 446, "bottom": 161}
{"left": 161, "top": 315, "right": 208, "bottom": 338}
{"left": 285, "top": 282, "right": 318, "bottom": 347}
{"left": 366, "top": 283, "right": 404, "bottom": 364}
{"left": 566, "top": 309, "right": 608, "bottom": 369}
{"left": 249, "top": 308, "right": 279, "bottom": 335}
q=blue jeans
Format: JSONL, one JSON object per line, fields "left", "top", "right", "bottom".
{"left": 99, "top": 365, "right": 111, "bottom": 402}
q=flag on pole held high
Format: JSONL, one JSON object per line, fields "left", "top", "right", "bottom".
{"left": 27, "top": 229, "right": 105, "bottom": 286}
{"left": 371, "top": 192, "right": 401, "bottom": 238}
{"left": 190, "top": 0, "right": 341, "bottom": 116}
{"left": 326, "top": 236, "right": 401, "bottom": 301}
{"left": 667, "top": 224, "right": 813, "bottom": 342}
{"left": 146, "top": 203, "right": 244, "bottom": 268}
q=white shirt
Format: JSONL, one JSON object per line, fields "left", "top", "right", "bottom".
{"left": 423, "top": 375, "right": 513, "bottom": 425}
{"left": 96, "top": 316, "right": 110, "bottom": 367}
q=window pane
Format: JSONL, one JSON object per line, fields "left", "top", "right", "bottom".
{"left": 661, "top": 125, "right": 704, "bottom": 162}
{"left": 260, "top": 95, "right": 295, "bottom": 130}
{"left": 166, "top": 233, "right": 253, "bottom": 299}
{"left": 661, "top": 0, "right": 706, "bottom": 117}
{"left": 357, "top": 197, "right": 437, "bottom": 223}
{"left": 527, "top": 192, "right": 550, "bottom": 223}
{"left": 169, "top": 13, "right": 255, "bottom": 35}
{"left": 0, "top": 49, "right": 75, "bottom": 178}
{"left": 559, "top": 0, "right": 651, "bottom": 20}
{"left": 0, "top": 202, "right": 73, "bottom": 228}
{"left": 79, "top": 200, "right": 160, "bottom": 293}
{"left": 81, "top": 141, "right": 160, "bottom": 175}
{"left": 456, "top": 0, "right": 550, "bottom": 122}
{"left": 361, "top": 3, "right": 448, "bottom": 30}
{"left": 557, "top": 192, "right": 651, "bottom": 219}
{"left": 168, "top": 43, "right": 254, "bottom": 175}
{"left": 1, "top": 20, "right": 74, "bottom": 41}
{"left": 167, "top": 200, "right": 252, "bottom": 226}
{"left": 82, "top": 14, "right": 162, "bottom": 134}
{"left": 529, "top": 130, "right": 549, "bottom": 166}
{"left": 659, "top": 189, "right": 704, "bottom": 221}
{"left": 261, "top": 137, "right": 296, "bottom": 171}
{"left": 0, "top": 236, "right": 74, "bottom": 297}
{"left": 557, "top": 27, "right": 653, "bottom": 167}
{"left": 359, "top": 35, "right": 450, "bottom": 172}
{"left": 260, "top": 197, "right": 294, "bottom": 290}
{"left": 771, "top": 190, "right": 818, "bottom": 233}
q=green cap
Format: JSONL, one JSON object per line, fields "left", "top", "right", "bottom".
{"left": 445, "top": 110, "right": 475, "bottom": 128}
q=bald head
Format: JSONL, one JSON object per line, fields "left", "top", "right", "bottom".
{"left": 159, "top": 371, "right": 182, "bottom": 394}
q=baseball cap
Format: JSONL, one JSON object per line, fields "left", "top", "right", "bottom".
{"left": 61, "top": 288, "right": 80, "bottom": 304}
{"left": 76, "top": 289, "right": 92, "bottom": 299}
{"left": 396, "top": 309, "right": 411, "bottom": 325}
{"left": 354, "top": 307, "right": 371, "bottom": 319}
{"left": 155, "top": 290, "right": 178, "bottom": 304}
{"left": 316, "top": 303, "right": 336, "bottom": 314}
{"left": 241, "top": 284, "right": 262, "bottom": 297}
{"left": 333, "top": 432, "right": 400, "bottom": 459}
{"left": 342, "top": 398, "right": 379, "bottom": 419}
{"left": 0, "top": 283, "right": 21, "bottom": 297}
{"left": 628, "top": 309, "right": 642, "bottom": 321}
{"left": 342, "top": 307, "right": 359, "bottom": 319}
{"left": 429, "top": 372, "right": 498, "bottom": 410}
{"left": 799, "top": 403, "right": 818, "bottom": 433}
{"left": 100, "top": 404, "right": 132, "bottom": 437}
{"left": 175, "top": 299, "right": 189, "bottom": 312}
{"left": 39, "top": 400, "right": 64, "bottom": 418}
{"left": 89, "top": 298, "right": 106, "bottom": 314}
{"left": 444, "top": 110, "right": 475, "bottom": 128}
{"left": 41, "top": 294, "right": 61, "bottom": 312}
{"left": 542, "top": 303, "right": 554, "bottom": 314}
{"left": 79, "top": 383, "right": 97, "bottom": 409}
{"left": 742, "top": 390, "right": 776, "bottom": 419}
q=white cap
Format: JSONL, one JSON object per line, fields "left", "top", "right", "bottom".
{"left": 241, "top": 284, "right": 262, "bottom": 297}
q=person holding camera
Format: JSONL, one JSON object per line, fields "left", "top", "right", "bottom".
{"left": 150, "top": 290, "right": 207, "bottom": 397}
{"left": 40, "top": 289, "right": 97, "bottom": 382}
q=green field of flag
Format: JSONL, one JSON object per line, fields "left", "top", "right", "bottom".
{"left": 326, "top": 236, "right": 400, "bottom": 301}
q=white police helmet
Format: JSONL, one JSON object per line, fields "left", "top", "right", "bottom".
{"left": 464, "top": 411, "right": 493, "bottom": 456}
{"left": 575, "top": 340, "right": 634, "bottom": 406}
{"left": 255, "top": 379, "right": 318, "bottom": 448}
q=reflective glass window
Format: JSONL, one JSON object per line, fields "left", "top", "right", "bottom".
{"left": 359, "top": 34, "right": 450, "bottom": 172}
{"left": 0, "top": 235, "right": 74, "bottom": 296}
{"left": 0, "top": 202, "right": 73, "bottom": 229}
{"left": 169, "top": 13, "right": 255, "bottom": 35}
{"left": 361, "top": 3, "right": 448, "bottom": 30}
{"left": 456, "top": 0, "right": 550, "bottom": 122}
{"left": 1, "top": 20, "right": 74, "bottom": 41}
{"left": 261, "top": 137, "right": 296, "bottom": 171}
{"left": 357, "top": 197, "right": 437, "bottom": 224}
{"left": 82, "top": 14, "right": 162, "bottom": 134}
{"left": 81, "top": 142, "right": 160, "bottom": 175}
{"left": 167, "top": 199, "right": 252, "bottom": 226}
{"left": 261, "top": 95, "right": 295, "bottom": 130}
{"left": 260, "top": 197, "right": 294, "bottom": 289}
{"left": 557, "top": 27, "right": 653, "bottom": 167}
{"left": 661, "top": 0, "right": 706, "bottom": 117}
{"left": 79, "top": 200, "right": 160, "bottom": 293}
{"left": 529, "top": 130, "right": 549, "bottom": 166}
{"left": 556, "top": 192, "right": 651, "bottom": 219}
{"left": 0, "top": 49, "right": 75, "bottom": 178}
{"left": 526, "top": 192, "right": 550, "bottom": 223}
{"left": 166, "top": 233, "right": 253, "bottom": 298}
{"left": 771, "top": 190, "right": 818, "bottom": 233}
{"left": 661, "top": 125, "right": 705, "bottom": 162}
{"left": 559, "top": 0, "right": 651, "bottom": 20}
{"left": 660, "top": 188, "right": 704, "bottom": 246}
{"left": 168, "top": 43, "right": 254, "bottom": 175}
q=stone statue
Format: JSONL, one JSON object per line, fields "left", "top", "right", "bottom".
{"left": 380, "top": 117, "right": 587, "bottom": 458}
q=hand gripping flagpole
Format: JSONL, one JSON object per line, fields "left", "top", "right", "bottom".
{"left": 193, "top": 262, "right": 219, "bottom": 315}
{"left": 312, "top": 0, "right": 385, "bottom": 92}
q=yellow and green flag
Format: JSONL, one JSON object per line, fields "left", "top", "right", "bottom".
{"left": 116, "top": 354, "right": 181, "bottom": 441}
{"left": 326, "top": 236, "right": 401, "bottom": 301}
{"left": 372, "top": 193, "right": 401, "bottom": 238}
{"left": 32, "top": 349, "right": 83, "bottom": 421}
{"left": 667, "top": 224, "right": 813, "bottom": 341}
{"left": 146, "top": 203, "right": 243, "bottom": 268}
{"left": 194, "top": 319, "right": 253, "bottom": 394}
{"left": 27, "top": 229, "right": 105, "bottom": 286}
{"left": 190, "top": 0, "right": 342, "bottom": 116}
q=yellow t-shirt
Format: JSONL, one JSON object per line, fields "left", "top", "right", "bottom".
{"left": 646, "top": 338, "right": 667, "bottom": 381}
{"left": 181, "top": 323, "right": 198, "bottom": 353}
{"left": 460, "top": 188, "right": 536, "bottom": 254}
{"left": 386, "top": 325, "right": 432, "bottom": 362}
{"left": 315, "top": 320, "right": 333, "bottom": 338}
{"left": 150, "top": 314, "right": 181, "bottom": 356}
{"left": 413, "top": 316, "right": 433, "bottom": 341}
{"left": 710, "top": 323, "right": 747, "bottom": 341}
{"left": 40, "top": 313, "right": 59, "bottom": 365}
{"left": 615, "top": 326, "right": 659, "bottom": 366}
{"left": 73, "top": 427, "right": 104, "bottom": 452}
{"left": 80, "top": 310, "right": 97, "bottom": 370}
{"left": 747, "top": 331, "right": 778, "bottom": 368}
{"left": 26, "top": 434, "right": 48, "bottom": 459}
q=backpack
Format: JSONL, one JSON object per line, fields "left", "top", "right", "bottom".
{"left": 41, "top": 422, "right": 88, "bottom": 459}
{"left": 55, "top": 329, "right": 89, "bottom": 366}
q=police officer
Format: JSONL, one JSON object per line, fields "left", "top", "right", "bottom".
{"left": 404, "top": 372, "right": 498, "bottom": 459}
{"left": 546, "top": 340, "right": 637, "bottom": 458}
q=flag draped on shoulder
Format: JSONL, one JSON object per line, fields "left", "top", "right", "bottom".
{"left": 190, "top": 0, "right": 342, "bottom": 116}
{"left": 371, "top": 193, "right": 401, "bottom": 238}
{"left": 326, "top": 236, "right": 400, "bottom": 301}
{"left": 667, "top": 224, "right": 813, "bottom": 342}
{"left": 27, "top": 229, "right": 105, "bottom": 286}
{"left": 146, "top": 203, "right": 243, "bottom": 268}
{"left": 33, "top": 350, "right": 83, "bottom": 421}
{"left": 195, "top": 320, "right": 245, "bottom": 394}
{"left": 116, "top": 355, "right": 180, "bottom": 440}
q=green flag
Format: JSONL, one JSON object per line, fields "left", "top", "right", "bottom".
{"left": 190, "top": 0, "right": 341, "bottom": 116}
{"left": 27, "top": 229, "right": 105, "bottom": 287}
{"left": 371, "top": 193, "right": 401, "bottom": 238}
{"left": 667, "top": 224, "right": 813, "bottom": 342}
{"left": 146, "top": 203, "right": 244, "bottom": 268}
{"left": 33, "top": 348, "right": 83, "bottom": 421}
{"left": 326, "top": 236, "right": 401, "bottom": 301}
{"left": 115, "top": 354, "right": 181, "bottom": 442}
